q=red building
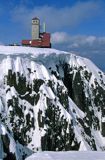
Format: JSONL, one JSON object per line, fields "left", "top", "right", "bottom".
{"left": 22, "top": 17, "right": 51, "bottom": 48}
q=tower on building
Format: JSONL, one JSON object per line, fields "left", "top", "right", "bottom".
{"left": 32, "top": 17, "right": 40, "bottom": 40}
{"left": 22, "top": 17, "right": 51, "bottom": 48}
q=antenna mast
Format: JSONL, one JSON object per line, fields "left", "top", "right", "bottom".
{"left": 43, "top": 22, "right": 46, "bottom": 33}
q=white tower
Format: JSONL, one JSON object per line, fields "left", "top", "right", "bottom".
{"left": 32, "top": 17, "right": 40, "bottom": 40}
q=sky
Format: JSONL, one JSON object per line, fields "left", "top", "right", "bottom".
{"left": 0, "top": 0, "right": 105, "bottom": 71}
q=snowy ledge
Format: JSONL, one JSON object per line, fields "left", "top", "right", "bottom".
{"left": 25, "top": 151, "right": 105, "bottom": 160}
{"left": 0, "top": 45, "right": 68, "bottom": 56}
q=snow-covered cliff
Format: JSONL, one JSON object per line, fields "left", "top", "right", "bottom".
{"left": 0, "top": 46, "right": 105, "bottom": 159}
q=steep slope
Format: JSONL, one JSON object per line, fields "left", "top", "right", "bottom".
{"left": 0, "top": 46, "right": 105, "bottom": 159}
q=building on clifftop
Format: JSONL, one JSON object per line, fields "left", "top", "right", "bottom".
{"left": 22, "top": 17, "right": 51, "bottom": 48}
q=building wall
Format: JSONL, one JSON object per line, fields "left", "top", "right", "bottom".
{"left": 41, "top": 33, "right": 51, "bottom": 47}
{"left": 22, "top": 33, "right": 51, "bottom": 48}
{"left": 32, "top": 19, "right": 40, "bottom": 40}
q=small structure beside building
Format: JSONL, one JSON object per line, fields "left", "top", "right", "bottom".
{"left": 22, "top": 17, "right": 51, "bottom": 48}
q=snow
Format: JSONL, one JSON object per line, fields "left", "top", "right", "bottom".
{"left": 15, "top": 57, "right": 24, "bottom": 75}
{"left": 40, "top": 84, "right": 55, "bottom": 99}
{"left": 0, "top": 98, "right": 4, "bottom": 113}
{"left": 0, "top": 45, "right": 104, "bottom": 90}
{"left": 68, "top": 97, "right": 85, "bottom": 120}
{"left": 92, "top": 130, "right": 105, "bottom": 150}
{"left": 79, "top": 141, "right": 90, "bottom": 151}
{"left": 1, "top": 124, "right": 7, "bottom": 135}
{"left": 0, "top": 123, "right": 3, "bottom": 160}
{"left": 9, "top": 136, "right": 17, "bottom": 154}
{"left": 11, "top": 86, "right": 17, "bottom": 97}
{"left": 102, "top": 117, "right": 105, "bottom": 122}
{"left": 3, "top": 56, "right": 13, "bottom": 75}
{"left": 25, "top": 151, "right": 105, "bottom": 160}
{"left": 27, "top": 94, "right": 47, "bottom": 151}
{"left": 66, "top": 53, "right": 105, "bottom": 89}
{"left": 30, "top": 61, "right": 50, "bottom": 80}
{"left": 0, "top": 45, "right": 67, "bottom": 56}
{"left": 6, "top": 88, "right": 12, "bottom": 102}
{"left": 0, "top": 45, "right": 105, "bottom": 156}
{"left": 0, "top": 123, "right": 20, "bottom": 160}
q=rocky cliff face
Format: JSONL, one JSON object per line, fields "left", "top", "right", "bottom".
{"left": 0, "top": 46, "right": 105, "bottom": 159}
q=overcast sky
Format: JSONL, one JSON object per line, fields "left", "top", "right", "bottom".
{"left": 0, "top": 0, "right": 105, "bottom": 70}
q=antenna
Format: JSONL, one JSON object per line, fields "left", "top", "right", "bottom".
{"left": 43, "top": 22, "right": 46, "bottom": 33}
